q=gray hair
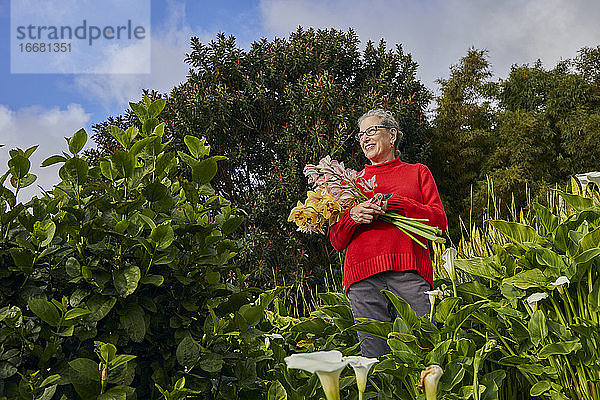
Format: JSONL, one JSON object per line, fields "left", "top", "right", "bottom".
{"left": 357, "top": 109, "right": 404, "bottom": 143}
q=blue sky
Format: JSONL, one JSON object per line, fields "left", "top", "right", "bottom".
{"left": 2, "top": 0, "right": 600, "bottom": 200}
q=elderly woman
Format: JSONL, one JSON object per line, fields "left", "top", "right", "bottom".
{"left": 330, "top": 109, "right": 447, "bottom": 358}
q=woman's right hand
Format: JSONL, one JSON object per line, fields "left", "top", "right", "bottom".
{"left": 349, "top": 200, "right": 385, "bottom": 224}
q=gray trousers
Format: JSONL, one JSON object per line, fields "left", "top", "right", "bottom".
{"left": 347, "top": 270, "right": 431, "bottom": 358}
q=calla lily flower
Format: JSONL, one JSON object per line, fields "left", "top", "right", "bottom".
{"left": 344, "top": 356, "right": 378, "bottom": 400}
{"left": 264, "top": 333, "right": 284, "bottom": 348}
{"left": 552, "top": 276, "right": 570, "bottom": 295}
{"left": 575, "top": 172, "right": 600, "bottom": 194}
{"left": 425, "top": 289, "right": 444, "bottom": 321}
{"left": 285, "top": 350, "right": 349, "bottom": 400}
{"left": 441, "top": 247, "right": 458, "bottom": 281}
{"left": 527, "top": 292, "right": 548, "bottom": 312}
{"left": 419, "top": 365, "right": 444, "bottom": 400}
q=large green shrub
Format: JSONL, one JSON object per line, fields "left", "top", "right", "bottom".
{"left": 0, "top": 98, "right": 281, "bottom": 399}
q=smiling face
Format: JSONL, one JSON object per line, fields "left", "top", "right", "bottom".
{"left": 359, "top": 116, "right": 397, "bottom": 164}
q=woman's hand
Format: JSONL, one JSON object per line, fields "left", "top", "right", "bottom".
{"left": 350, "top": 200, "right": 385, "bottom": 224}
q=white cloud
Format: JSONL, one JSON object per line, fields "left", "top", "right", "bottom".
{"left": 73, "top": 0, "right": 213, "bottom": 108}
{"left": 258, "top": 0, "right": 600, "bottom": 92}
{"left": 0, "top": 104, "right": 91, "bottom": 202}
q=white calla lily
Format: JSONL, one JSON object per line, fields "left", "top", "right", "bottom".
{"left": 441, "top": 247, "right": 458, "bottom": 280}
{"left": 344, "top": 356, "right": 378, "bottom": 400}
{"left": 284, "top": 350, "right": 349, "bottom": 400}
{"left": 552, "top": 276, "right": 570, "bottom": 295}
{"left": 527, "top": 292, "right": 548, "bottom": 312}
{"left": 425, "top": 289, "right": 444, "bottom": 321}
{"left": 264, "top": 333, "right": 284, "bottom": 348}
{"left": 575, "top": 172, "right": 600, "bottom": 194}
{"left": 419, "top": 365, "right": 444, "bottom": 400}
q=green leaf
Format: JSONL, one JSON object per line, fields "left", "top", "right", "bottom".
{"left": 24, "top": 144, "right": 37, "bottom": 158}
{"left": 129, "top": 136, "right": 155, "bottom": 156}
{"left": 502, "top": 269, "right": 551, "bottom": 290}
{"left": 69, "top": 358, "right": 101, "bottom": 381}
{"left": 455, "top": 257, "right": 504, "bottom": 280}
{"left": 8, "top": 154, "right": 30, "bottom": 179}
{"left": 108, "top": 125, "right": 127, "bottom": 148}
{"left": 538, "top": 340, "right": 582, "bottom": 358}
{"left": 192, "top": 158, "right": 218, "bottom": 184}
{"left": 41, "top": 155, "right": 68, "bottom": 169}
{"left": 100, "top": 160, "right": 118, "bottom": 181}
{"left": 97, "top": 386, "right": 128, "bottom": 400}
{"left": 143, "top": 182, "right": 169, "bottom": 202}
{"left": 40, "top": 374, "right": 61, "bottom": 388}
{"left": 87, "top": 295, "right": 117, "bottom": 322}
{"left": 382, "top": 290, "right": 417, "bottom": 329}
{"left": 184, "top": 135, "right": 208, "bottom": 159}
{"left": 0, "top": 361, "right": 17, "bottom": 379}
{"left": 528, "top": 310, "right": 547, "bottom": 346}
{"left": 113, "top": 265, "right": 141, "bottom": 297}
{"left": 150, "top": 223, "right": 174, "bottom": 250}
{"left": 64, "top": 307, "right": 91, "bottom": 320}
{"left": 267, "top": 380, "right": 288, "bottom": 400}
{"left": 11, "top": 173, "right": 35, "bottom": 189}
{"left": 68, "top": 128, "right": 87, "bottom": 155}
{"left": 129, "top": 102, "right": 148, "bottom": 122}
{"left": 59, "top": 157, "right": 88, "bottom": 185}
{"left": 109, "top": 354, "right": 136, "bottom": 369}
{"left": 176, "top": 336, "right": 200, "bottom": 369}
{"left": 533, "top": 203, "right": 559, "bottom": 234}
{"left": 425, "top": 339, "right": 452, "bottom": 365}
{"left": 33, "top": 219, "right": 56, "bottom": 247}
{"left": 556, "top": 190, "right": 594, "bottom": 211}
{"left": 198, "top": 352, "right": 224, "bottom": 373}
{"left": 530, "top": 381, "right": 552, "bottom": 396}
{"left": 489, "top": 220, "right": 540, "bottom": 244}
{"left": 28, "top": 298, "right": 60, "bottom": 326}
{"left": 37, "top": 385, "right": 57, "bottom": 400}
{"left": 111, "top": 150, "right": 136, "bottom": 178}
{"left": 153, "top": 122, "right": 165, "bottom": 137}
{"left": 143, "top": 118, "right": 160, "bottom": 136}
{"left": 589, "top": 278, "right": 600, "bottom": 313}
{"left": 350, "top": 319, "right": 393, "bottom": 340}
{"left": 148, "top": 98, "right": 166, "bottom": 118}
{"left": 221, "top": 216, "right": 244, "bottom": 236}
{"left": 119, "top": 303, "right": 146, "bottom": 342}
{"left": 140, "top": 274, "right": 164, "bottom": 286}
{"left": 578, "top": 226, "right": 600, "bottom": 253}
{"left": 434, "top": 297, "right": 460, "bottom": 323}
{"left": 124, "top": 126, "right": 139, "bottom": 146}
{"left": 99, "top": 343, "right": 117, "bottom": 363}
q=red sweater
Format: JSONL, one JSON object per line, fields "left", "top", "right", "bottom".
{"left": 329, "top": 158, "right": 447, "bottom": 292}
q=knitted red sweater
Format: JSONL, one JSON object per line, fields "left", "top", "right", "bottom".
{"left": 329, "top": 158, "right": 447, "bottom": 293}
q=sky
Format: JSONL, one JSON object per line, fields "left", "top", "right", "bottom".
{"left": 1, "top": 0, "right": 600, "bottom": 201}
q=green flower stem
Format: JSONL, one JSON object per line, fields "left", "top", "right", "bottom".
{"left": 576, "top": 363, "right": 592, "bottom": 400}
{"left": 549, "top": 296, "right": 567, "bottom": 326}
{"left": 577, "top": 282, "right": 588, "bottom": 320}
{"left": 561, "top": 290, "right": 576, "bottom": 324}
{"left": 588, "top": 267, "right": 598, "bottom": 324}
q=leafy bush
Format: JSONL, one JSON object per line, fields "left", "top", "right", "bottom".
{"left": 0, "top": 98, "right": 280, "bottom": 399}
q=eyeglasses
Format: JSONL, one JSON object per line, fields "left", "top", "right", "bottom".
{"left": 355, "top": 125, "right": 390, "bottom": 142}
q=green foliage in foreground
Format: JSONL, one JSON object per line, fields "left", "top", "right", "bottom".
{"left": 0, "top": 98, "right": 279, "bottom": 399}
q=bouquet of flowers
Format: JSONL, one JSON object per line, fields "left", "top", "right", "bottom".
{"left": 288, "top": 156, "right": 443, "bottom": 248}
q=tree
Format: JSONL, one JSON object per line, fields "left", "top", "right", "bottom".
{"left": 430, "top": 48, "right": 497, "bottom": 234}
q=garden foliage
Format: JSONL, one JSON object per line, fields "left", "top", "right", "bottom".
{"left": 0, "top": 98, "right": 282, "bottom": 399}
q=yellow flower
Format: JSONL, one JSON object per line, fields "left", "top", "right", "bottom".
{"left": 288, "top": 201, "right": 307, "bottom": 224}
